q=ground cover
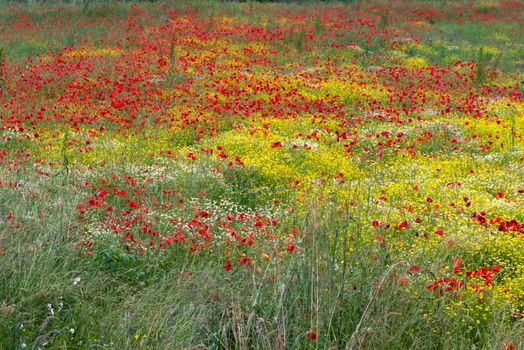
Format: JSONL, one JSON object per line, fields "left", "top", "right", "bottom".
{"left": 0, "top": 0, "right": 523, "bottom": 348}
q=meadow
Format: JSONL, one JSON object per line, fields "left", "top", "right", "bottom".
{"left": 0, "top": 0, "right": 523, "bottom": 348}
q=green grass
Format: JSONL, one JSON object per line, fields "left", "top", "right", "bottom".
{"left": 2, "top": 160, "right": 523, "bottom": 349}
{"left": 0, "top": 0, "right": 523, "bottom": 349}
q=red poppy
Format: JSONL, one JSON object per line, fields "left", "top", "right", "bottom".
{"left": 286, "top": 240, "right": 296, "bottom": 253}
{"left": 399, "top": 275, "right": 408, "bottom": 286}
{"left": 410, "top": 265, "right": 421, "bottom": 274}
{"left": 503, "top": 341, "right": 516, "bottom": 350}
{"left": 397, "top": 220, "right": 409, "bottom": 230}
{"left": 491, "top": 265, "right": 501, "bottom": 273}
{"left": 239, "top": 256, "right": 252, "bottom": 268}
{"left": 307, "top": 330, "right": 317, "bottom": 341}
{"left": 224, "top": 260, "right": 232, "bottom": 271}
{"left": 453, "top": 258, "right": 462, "bottom": 275}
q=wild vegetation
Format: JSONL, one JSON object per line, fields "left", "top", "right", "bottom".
{"left": 0, "top": 0, "right": 523, "bottom": 349}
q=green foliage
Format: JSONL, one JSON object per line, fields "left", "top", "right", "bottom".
{"left": 0, "top": 46, "right": 4, "bottom": 90}
{"left": 475, "top": 47, "right": 488, "bottom": 85}
{"left": 0, "top": 0, "right": 523, "bottom": 349}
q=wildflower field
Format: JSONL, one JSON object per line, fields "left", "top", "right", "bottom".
{"left": 0, "top": 0, "right": 523, "bottom": 348}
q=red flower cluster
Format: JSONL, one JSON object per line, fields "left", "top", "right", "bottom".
{"left": 471, "top": 211, "right": 523, "bottom": 234}
{"left": 427, "top": 262, "right": 502, "bottom": 294}
{"left": 426, "top": 277, "right": 465, "bottom": 292}
{"left": 466, "top": 265, "right": 501, "bottom": 288}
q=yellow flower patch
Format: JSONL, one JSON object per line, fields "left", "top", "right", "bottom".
{"left": 64, "top": 47, "right": 123, "bottom": 58}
